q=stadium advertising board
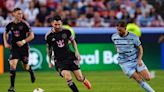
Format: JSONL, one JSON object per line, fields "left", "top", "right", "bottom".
{"left": 0, "top": 45, "right": 4, "bottom": 74}
{"left": 4, "top": 43, "right": 161, "bottom": 71}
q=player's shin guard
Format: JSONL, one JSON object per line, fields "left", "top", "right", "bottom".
{"left": 10, "top": 69, "right": 16, "bottom": 87}
{"left": 28, "top": 66, "right": 35, "bottom": 83}
{"left": 67, "top": 80, "right": 79, "bottom": 92}
{"left": 139, "top": 80, "right": 155, "bottom": 92}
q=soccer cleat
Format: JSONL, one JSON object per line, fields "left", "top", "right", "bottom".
{"left": 30, "top": 72, "right": 36, "bottom": 83}
{"left": 84, "top": 79, "right": 92, "bottom": 90}
{"left": 31, "top": 75, "right": 36, "bottom": 83}
{"left": 8, "top": 86, "right": 15, "bottom": 92}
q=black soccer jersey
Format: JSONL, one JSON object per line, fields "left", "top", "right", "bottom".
{"left": 5, "top": 20, "right": 31, "bottom": 48}
{"left": 45, "top": 28, "right": 74, "bottom": 59}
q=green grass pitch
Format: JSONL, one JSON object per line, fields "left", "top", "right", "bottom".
{"left": 0, "top": 70, "right": 164, "bottom": 92}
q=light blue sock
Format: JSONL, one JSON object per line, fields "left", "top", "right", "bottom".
{"left": 139, "top": 80, "right": 155, "bottom": 92}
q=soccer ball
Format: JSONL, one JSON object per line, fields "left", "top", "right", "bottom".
{"left": 33, "top": 88, "right": 44, "bottom": 92}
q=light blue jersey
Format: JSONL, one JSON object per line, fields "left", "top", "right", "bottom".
{"left": 111, "top": 32, "right": 141, "bottom": 64}
{"left": 112, "top": 32, "right": 148, "bottom": 78}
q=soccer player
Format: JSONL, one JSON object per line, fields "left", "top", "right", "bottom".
{"left": 3, "top": 8, "right": 35, "bottom": 92}
{"left": 111, "top": 21, "right": 155, "bottom": 92}
{"left": 45, "top": 15, "right": 92, "bottom": 92}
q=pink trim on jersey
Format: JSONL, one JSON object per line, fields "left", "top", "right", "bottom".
{"left": 22, "top": 20, "right": 31, "bottom": 28}
{"left": 45, "top": 30, "right": 52, "bottom": 40}
{"left": 69, "top": 35, "right": 74, "bottom": 41}
{"left": 8, "top": 20, "right": 14, "bottom": 24}
{"left": 5, "top": 20, "right": 14, "bottom": 27}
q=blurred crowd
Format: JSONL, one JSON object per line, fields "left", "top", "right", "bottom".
{"left": 0, "top": 0, "right": 164, "bottom": 27}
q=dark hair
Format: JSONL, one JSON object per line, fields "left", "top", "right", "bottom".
{"left": 63, "top": 18, "right": 68, "bottom": 25}
{"left": 13, "top": 7, "right": 21, "bottom": 12}
{"left": 52, "top": 15, "right": 62, "bottom": 21}
{"left": 128, "top": 18, "right": 135, "bottom": 23}
{"left": 116, "top": 20, "right": 127, "bottom": 27}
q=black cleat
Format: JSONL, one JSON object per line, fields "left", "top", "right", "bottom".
{"left": 30, "top": 72, "right": 36, "bottom": 83}
{"left": 8, "top": 86, "right": 15, "bottom": 92}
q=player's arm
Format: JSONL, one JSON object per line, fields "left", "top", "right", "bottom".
{"left": 134, "top": 35, "right": 143, "bottom": 66}
{"left": 16, "top": 31, "right": 34, "bottom": 47}
{"left": 24, "top": 31, "right": 34, "bottom": 43}
{"left": 16, "top": 22, "right": 34, "bottom": 47}
{"left": 70, "top": 39, "right": 81, "bottom": 61}
{"left": 68, "top": 29, "right": 81, "bottom": 61}
{"left": 47, "top": 44, "right": 52, "bottom": 63}
{"left": 47, "top": 44, "right": 54, "bottom": 68}
{"left": 111, "top": 35, "right": 118, "bottom": 53}
{"left": 24, "top": 21, "right": 34, "bottom": 43}
{"left": 3, "top": 31, "right": 10, "bottom": 48}
{"left": 114, "top": 46, "right": 119, "bottom": 53}
{"left": 3, "top": 24, "right": 11, "bottom": 48}
{"left": 138, "top": 45, "right": 143, "bottom": 66}
{"left": 45, "top": 34, "right": 53, "bottom": 68}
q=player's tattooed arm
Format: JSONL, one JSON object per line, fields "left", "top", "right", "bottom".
{"left": 24, "top": 31, "right": 34, "bottom": 43}
{"left": 138, "top": 45, "right": 143, "bottom": 66}
{"left": 47, "top": 45, "right": 53, "bottom": 68}
{"left": 3, "top": 31, "right": 10, "bottom": 48}
{"left": 71, "top": 40, "right": 81, "bottom": 61}
{"left": 47, "top": 46, "right": 52, "bottom": 61}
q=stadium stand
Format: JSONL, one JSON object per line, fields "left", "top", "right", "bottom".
{"left": 0, "top": 0, "right": 164, "bottom": 27}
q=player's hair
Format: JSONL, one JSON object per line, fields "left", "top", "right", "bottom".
{"left": 128, "top": 18, "right": 135, "bottom": 23}
{"left": 52, "top": 15, "right": 62, "bottom": 21}
{"left": 116, "top": 20, "right": 127, "bottom": 27}
{"left": 13, "top": 7, "right": 22, "bottom": 12}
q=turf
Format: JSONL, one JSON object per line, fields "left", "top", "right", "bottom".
{"left": 0, "top": 70, "right": 164, "bottom": 92}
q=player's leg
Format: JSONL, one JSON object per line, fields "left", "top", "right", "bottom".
{"left": 131, "top": 71, "right": 155, "bottom": 92}
{"left": 120, "top": 63, "right": 155, "bottom": 92}
{"left": 8, "top": 49, "right": 19, "bottom": 92}
{"left": 136, "top": 62, "right": 155, "bottom": 92}
{"left": 73, "top": 69, "right": 92, "bottom": 90}
{"left": 21, "top": 48, "right": 35, "bottom": 83}
{"left": 22, "top": 63, "right": 36, "bottom": 83}
{"left": 70, "top": 58, "right": 91, "bottom": 90}
{"left": 139, "top": 69, "right": 151, "bottom": 81}
{"left": 137, "top": 61, "right": 151, "bottom": 81}
{"left": 61, "top": 70, "right": 79, "bottom": 92}
{"left": 8, "top": 59, "right": 18, "bottom": 92}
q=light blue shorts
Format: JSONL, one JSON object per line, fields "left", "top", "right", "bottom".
{"left": 119, "top": 60, "right": 148, "bottom": 78}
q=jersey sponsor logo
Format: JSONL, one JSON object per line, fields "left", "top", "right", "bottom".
{"left": 13, "top": 30, "right": 20, "bottom": 37}
{"left": 18, "top": 26, "right": 23, "bottom": 30}
{"left": 115, "top": 40, "right": 133, "bottom": 45}
{"left": 28, "top": 48, "right": 43, "bottom": 70}
{"left": 56, "top": 40, "right": 64, "bottom": 48}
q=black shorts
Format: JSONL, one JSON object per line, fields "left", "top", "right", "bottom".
{"left": 54, "top": 52, "right": 80, "bottom": 76}
{"left": 9, "top": 46, "right": 29, "bottom": 64}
